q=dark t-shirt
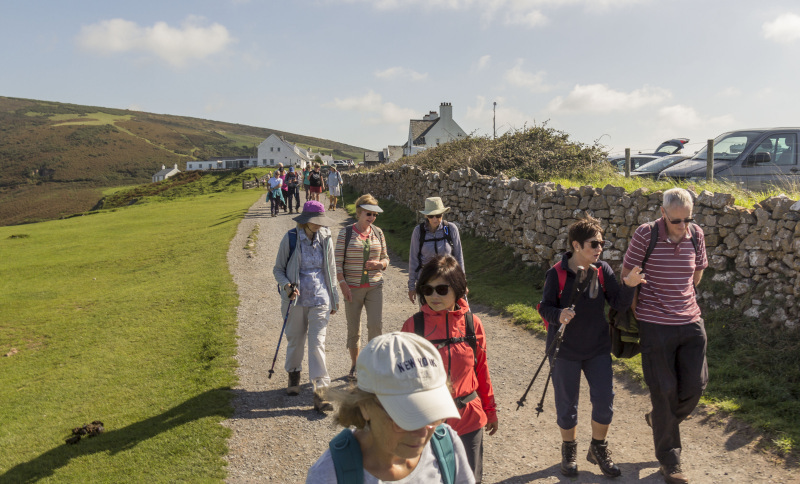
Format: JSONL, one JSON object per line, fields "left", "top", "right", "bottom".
{"left": 285, "top": 171, "right": 300, "bottom": 188}
{"left": 309, "top": 170, "right": 322, "bottom": 187}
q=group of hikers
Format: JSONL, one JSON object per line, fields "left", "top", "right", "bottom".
{"left": 265, "top": 162, "right": 344, "bottom": 217}
{"left": 271, "top": 184, "right": 708, "bottom": 484}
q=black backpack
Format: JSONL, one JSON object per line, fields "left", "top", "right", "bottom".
{"left": 416, "top": 221, "right": 454, "bottom": 274}
{"left": 609, "top": 221, "right": 699, "bottom": 358}
{"left": 413, "top": 310, "right": 477, "bottom": 368}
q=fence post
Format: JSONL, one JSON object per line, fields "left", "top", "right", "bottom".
{"left": 625, "top": 148, "right": 631, "bottom": 178}
{"left": 706, "top": 139, "right": 714, "bottom": 183}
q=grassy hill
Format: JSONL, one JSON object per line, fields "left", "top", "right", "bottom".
{"left": 0, "top": 96, "right": 367, "bottom": 226}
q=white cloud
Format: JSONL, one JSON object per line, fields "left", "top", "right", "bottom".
{"left": 656, "top": 104, "right": 734, "bottom": 131}
{"left": 324, "top": 90, "right": 417, "bottom": 125}
{"left": 76, "top": 16, "right": 234, "bottom": 67}
{"left": 476, "top": 55, "right": 491, "bottom": 70}
{"left": 504, "top": 59, "right": 551, "bottom": 92}
{"left": 330, "top": 0, "right": 639, "bottom": 28}
{"left": 374, "top": 66, "right": 428, "bottom": 81}
{"left": 717, "top": 87, "right": 742, "bottom": 98}
{"left": 763, "top": 13, "right": 800, "bottom": 43}
{"left": 547, "top": 83, "right": 670, "bottom": 113}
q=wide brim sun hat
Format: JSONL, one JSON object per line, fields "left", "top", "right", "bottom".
{"left": 419, "top": 197, "right": 450, "bottom": 216}
{"left": 292, "top": 201, "right": 336, "bottom": 226}
{"left": 356, "top": 332, "right": 459, "bottom": 431}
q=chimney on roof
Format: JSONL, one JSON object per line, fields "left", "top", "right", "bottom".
{"left": 162, "top": 164, "right": 165, "bottom": 170}
{"left": 174, "top": 164, "right": 178, "bottom": 169}
{"left": 439, "top": 102, "right": 452, "bottom": 121}
{"left": 422, "top": 110, "right": 439, "bottom": 121}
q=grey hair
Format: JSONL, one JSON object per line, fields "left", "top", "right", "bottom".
{"left": 662, "top": 188, "right": 693, "bottom": 210}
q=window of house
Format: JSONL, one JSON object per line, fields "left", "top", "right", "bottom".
{"left": 270, "top": 147, "right": 274, "bottom": 152}
{"left": 270, "top": 159, "right": 274, "bottom": 164}
{"left": 277, "top": 147, "right": 281, "bottom": 152}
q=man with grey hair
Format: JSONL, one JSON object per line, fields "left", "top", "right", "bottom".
{"left": 621, "top": 187, "right": 708, "bottom": 484}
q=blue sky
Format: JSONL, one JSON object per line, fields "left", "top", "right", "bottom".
{"left": 2, "top": 0, "right": 800, "bottom": 155}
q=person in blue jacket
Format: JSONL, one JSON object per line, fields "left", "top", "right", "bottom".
{"left": 538, "top": 216, "right": 645, "bottom": 479}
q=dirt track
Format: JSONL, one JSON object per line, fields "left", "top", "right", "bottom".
{"left": 223, "top": 193, "right": 798, "bottom": 483}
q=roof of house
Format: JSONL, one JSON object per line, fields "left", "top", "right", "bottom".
{"left": 154, "top": 166, "right": 179, "bottom": 177}
{"left": 409, "top": 119, "right": 438, "bottom": 146}
{"left": 364, "top": 151, "right": 384, "bottom": 163}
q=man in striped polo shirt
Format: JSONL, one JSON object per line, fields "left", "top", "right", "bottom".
{"left": 621, "top": 188, "right": 709, "bottom": 484}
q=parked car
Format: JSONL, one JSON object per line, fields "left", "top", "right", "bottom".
{"left": 626, "top": 153, "right": 692, "bottom": 178}
{"left": 608, "top": 137, "right": 690, "bottom": 171}
{"left": 658, "top": 128, "right": 800, "bottom": 191}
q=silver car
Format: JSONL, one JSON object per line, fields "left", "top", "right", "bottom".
{"left": 658, "top": 128, "right": 799, "bottom": 191}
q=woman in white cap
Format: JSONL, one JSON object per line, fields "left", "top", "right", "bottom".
{"left": 407, "top": 197, "right": 465, "bottom": 303}
{"left": 335, "top": 194, "right": 390, "bottom": 381}
{"left": 306, "top": 332, "right": 475, "bottom": 484}
{"left": 273, "top": 200, "right": 339, "bottom": 412}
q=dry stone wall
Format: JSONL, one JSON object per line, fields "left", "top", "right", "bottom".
{"left": 343, "top": 165, "right": 800, "bottom": 330}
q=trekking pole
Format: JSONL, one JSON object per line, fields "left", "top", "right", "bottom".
{"left": 516, "top": 334, "right": 560, "bottom": 410}
{"left": 533, "top": 266, "right": 595, "bottom": 417}
{"left": 268, "top": 284, "right": 296, "bottom": 379}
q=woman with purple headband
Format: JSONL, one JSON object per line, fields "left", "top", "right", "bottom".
{"left": 273, "top": 200, "right": 340, "bottom": 412}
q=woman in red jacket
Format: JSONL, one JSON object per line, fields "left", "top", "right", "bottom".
{"left": 401, "top": 255, "right": 498, "bottom": 484}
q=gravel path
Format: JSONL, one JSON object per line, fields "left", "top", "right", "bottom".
{"left": 224, "top": 193, "right": 797, "bottom": 483}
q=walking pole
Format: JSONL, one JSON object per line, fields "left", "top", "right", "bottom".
{"left": 534, "top": 266, "right": 595, "bottom": 417}
{"left": 516, "top": 266, "right": 591, "bottom": 413}
{"left": 268, "top": 284, "right": 296, "bottom": 379}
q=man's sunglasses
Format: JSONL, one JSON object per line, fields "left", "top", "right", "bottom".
{"left": 420, "top": 284, "right": 450, "bottom": 296}
{"left": 426, "top": 214, "right": 443, "bottom": 219}
{"left": 665, "top": 215, "right": 694, "bottom": 225}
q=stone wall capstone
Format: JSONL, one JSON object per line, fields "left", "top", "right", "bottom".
{"left": 343, "top": 165, "right": 800, "bottom": 330}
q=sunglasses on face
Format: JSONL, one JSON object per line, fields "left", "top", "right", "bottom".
{"left": 665, "top": 215, "right": 694, "bottom": 225}
{"left": 586, "top": 240, "right": 605, "bottom": 249}
{"left": 364, "top": 212, "right": 378, "bottom": 218}
{"left": 426, "top": 214, "right": 442, "bottom": 219}
{"left": 420, "top": 284, "right": 451, "bottom": 296}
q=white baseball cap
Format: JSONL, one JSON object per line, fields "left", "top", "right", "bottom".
{"left": 357, "top": 332, "right": 459, "bottom": 431}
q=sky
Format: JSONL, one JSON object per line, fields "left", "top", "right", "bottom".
{"left": 2, "top": 0, "right": 800, "bottom": 156}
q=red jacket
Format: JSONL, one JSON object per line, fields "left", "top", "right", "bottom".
{"left": 401, "top": 299, "right": 497, "bottom": 435}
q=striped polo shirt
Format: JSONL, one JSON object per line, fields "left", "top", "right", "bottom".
{"left": 622, "top": 218, "right": 708, "bottom": 325}
{"left": 334, "top": 224, "right": 388, "bottom": 288}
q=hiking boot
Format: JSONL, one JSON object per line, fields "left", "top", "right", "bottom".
{"left": 347, "top": 365, "right": 357, "bottom": 382}
{"left": 561, "top": 441, "right": 578, "bottom": 476}
{"left": 645, "top": 412, "right": 652, "bottom": 428}
{"left": 313, "top": 390, "right": 333, "bottom": 412}
{"left": 287, "top": 371, "right": 301, "bottom": 396}
{"left": 660, "top": 464, "right": 689, "bottom": 484}
{"left": 587, "top": 441, "right": 621, "bottom": 478}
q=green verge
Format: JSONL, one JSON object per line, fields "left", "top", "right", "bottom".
{"left": 0, "top": 179, "right": 263, "bottom": 481}
{"left": 343, "top": 186, "right": 800, "bottom": 458}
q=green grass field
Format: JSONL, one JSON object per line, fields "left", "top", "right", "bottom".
{"left": 0, "top": 184, "right": 263, "bottom": 481}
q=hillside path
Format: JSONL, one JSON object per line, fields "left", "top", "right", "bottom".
{"left": 223, "top": 193, "right": 797, "bottom": 483}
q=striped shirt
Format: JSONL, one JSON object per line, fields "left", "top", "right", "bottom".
{"left": 622, "top": 218, "right": 708, "bottom": 325}
{"left": 334, "top": 224, "right": 388, "bottom": 288}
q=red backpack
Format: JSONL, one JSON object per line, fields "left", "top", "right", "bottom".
{"left": 536, "top": 262, "right": 605, "bottom": 330}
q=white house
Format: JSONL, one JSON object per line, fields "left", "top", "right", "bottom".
{"left": 403, "top": 102, "right": 467, "bottom": 156}
{"left": 186, "top": 157, "right": 256, "bottom": 171}
{"left": 257, "top": 134, "right": 312, "bottom": 169}
{"left": 152, "top": 164, "right": 180, "bottom": 182}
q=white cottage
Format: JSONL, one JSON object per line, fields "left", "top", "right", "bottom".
{"left": 403, "top": 102, "right": 467, "bottom": 156}
{"left": 152, "top": 164, "right": 180, "bottom": 182}
{"left": 257, "top": 134, "right": 312, "bottom": 169}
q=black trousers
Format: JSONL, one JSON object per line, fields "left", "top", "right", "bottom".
{"left": 459, "top": 427, "right": 484, "bottom": 484}
{"left": 640, "top": 319, "right": 708, "bottom": 467}
{"left": 286, "top": 186, "right": 300, "bottom": 210}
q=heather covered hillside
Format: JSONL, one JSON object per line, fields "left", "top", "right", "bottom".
{"left": 0, "top": 96, "right": 366, "bottom": 225}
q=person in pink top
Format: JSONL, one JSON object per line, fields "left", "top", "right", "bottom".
{"left": 621, "top": 187, "right": 708, "bottom": 484}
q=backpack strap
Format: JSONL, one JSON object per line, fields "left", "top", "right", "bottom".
{"left": 414, "top": 311, "right": 478, "bottom": 372}
{"left": 343, "top": 225, "right": 354, "bottom": 267}
{"left": 329, "top": 429, "right": 363, "bottom": 484}
{"left": 442, "top": 221, "right": 454, "bottom": 247}
{"left": 464, "top": 311, "right": 478, "bottom": 367}
{"left": 416, "top": 222, "right": 455, "bottom": 274}
{"left": 430, "top": 424, "right": 456, "bottom": 484}
{"left": 641, "top": 221, "right": 659, "bottom": 270}
{"left": 688, "top": 222, "right": 699, "bottom": 253}
{"left": 413, "top": 311, "right": 425, "bottom": 337}
{"left": 417, "top": 222, "right": 427, "bottom": 273}
{"left": 287, "top": 228, "right": 298, "bottom": 262}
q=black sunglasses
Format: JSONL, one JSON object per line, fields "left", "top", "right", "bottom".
{"left": 365, "top": 212, "right": 379, "bottom": 217}
{"left": 420, "top": 284, "right": 450, "bottom": 296}
{"left": 586, "top": 240, "right": 605, "bottom": 249}
{"left": 426, "top": 214, "right": 443, "bottom": 219}
{"left": 665, "top": 215, "right": 694, "bottom": 225}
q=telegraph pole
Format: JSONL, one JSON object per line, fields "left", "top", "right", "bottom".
{"left": 493, "top": 102, "right": 497, "bottom": 140}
